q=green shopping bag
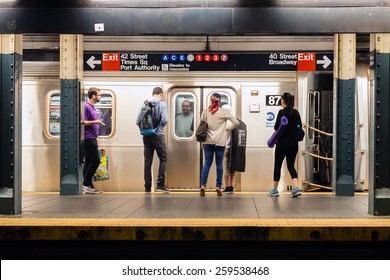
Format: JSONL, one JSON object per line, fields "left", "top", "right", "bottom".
{"left": 93, "top": 149, "right": 109, "bottom": 181}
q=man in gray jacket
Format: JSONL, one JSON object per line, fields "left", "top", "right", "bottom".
{"left": 136, "top": 87, "right": 169, "bottom": 193}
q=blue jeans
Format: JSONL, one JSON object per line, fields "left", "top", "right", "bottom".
{"left": 200, "top": 144, "right": 225, "bottom": 188}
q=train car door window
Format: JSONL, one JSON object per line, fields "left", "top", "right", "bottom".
{"left": 206, "top": 91, "right": 231, "bottom": 108}
{"left": 173, "top": 93, "right": 196, "bottom": 139}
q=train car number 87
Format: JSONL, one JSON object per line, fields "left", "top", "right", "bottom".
{"left": 266, "top": 95, "right": 282, "bottom": 106}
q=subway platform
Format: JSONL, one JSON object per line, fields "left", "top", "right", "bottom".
{"left": 1, "top": 191, "right": 390, "bottom": 259}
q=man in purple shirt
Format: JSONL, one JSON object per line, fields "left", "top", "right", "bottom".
{"left": 82, "top": 87, "right": 105, "bottom": 194}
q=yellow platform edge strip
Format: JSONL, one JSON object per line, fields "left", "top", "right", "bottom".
{"left": 1, "top": 218, "right": 390, "bottom": 227}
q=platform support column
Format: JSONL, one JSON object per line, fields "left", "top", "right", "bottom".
{"left": 0, "top": 34, "right": 23, "bottom": 214}
{"left": 60, "top": 34, "right": 83, "bottom": 196}
{"left": 332, "top": 34, "right": 356, "bottom": 196}
{"left": 369, "top": 34, "right": 390, "bottom": 215}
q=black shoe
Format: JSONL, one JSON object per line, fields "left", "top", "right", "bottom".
{"left": 145, "top": 189, "right": 151, "bottom": 193}
{"left": 156, "top": 185, "right": 170, "bottom": 193}
{"left": 223, "top": 186, "right": 233, "bottom": 193}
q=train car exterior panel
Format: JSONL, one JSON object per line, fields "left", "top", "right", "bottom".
{"left": 19, "top": 36, "right": 370, "bottom": 193}
{"left": 22, "top": 80, "right": 61, "bottom": 191}
{"left": 240, "top": 80, "right": 297, "bottom": 191}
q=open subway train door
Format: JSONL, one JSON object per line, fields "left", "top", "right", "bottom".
{"left": 166, "top": 87, "right": 236, "bottom": 189}
{"left": 300, "top": 72, "right": 334, "bottom": 191}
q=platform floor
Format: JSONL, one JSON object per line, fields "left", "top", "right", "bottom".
{"left": 0, "top": 191, "right": 382, "bottom": 220}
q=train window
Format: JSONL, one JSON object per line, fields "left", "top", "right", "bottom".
{"left": 45, "top": 90, "right": 116, "bottom": 139}
{"left": 48, "top": 92, "right": 61, "bottom": 137}
{"left": 83, "top": 91, "right": 115, "bottom": 138}
{"left": 173, "top": 93, "right": 195, "bottom": 139}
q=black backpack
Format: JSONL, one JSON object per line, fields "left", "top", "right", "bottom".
{"left": 138, "top": 100, "right": 160, "bottom": 136}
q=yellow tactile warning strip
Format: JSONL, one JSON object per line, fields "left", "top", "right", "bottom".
{"left": 1, "top": 218, "right": 390, "bottom": 227}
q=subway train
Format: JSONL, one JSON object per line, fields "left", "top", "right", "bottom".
{"left": 21, "top": 35, "right": 370, "bottom": 192}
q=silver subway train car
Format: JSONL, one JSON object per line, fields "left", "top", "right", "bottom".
{"left": 21, "top": 35, "right": 370, "bottom": 192}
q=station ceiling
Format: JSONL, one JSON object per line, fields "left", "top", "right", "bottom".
{"left": 1, "top": 1, "right": 389, "bottom": 8}
{"left": 0, "top": 1, "right": 389, "bottom": 34}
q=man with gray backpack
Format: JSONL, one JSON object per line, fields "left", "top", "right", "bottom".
{"left": 136, "top": 87, "right": 169, "bottom": 193}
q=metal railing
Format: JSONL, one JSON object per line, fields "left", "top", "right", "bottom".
{"left": 301, "top": 150, "right": 333, "bottom": 161}
{"left": 303, "top": 181, "right": 332, "bottom": 191}
{"left": 306, "top": 124, "right": 333, "bottom": 137}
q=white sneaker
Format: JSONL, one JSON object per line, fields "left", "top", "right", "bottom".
{"left": 93, "top": 188, "right": 103, "bottom": 193}
{"left": 84, "top": 186, "right": 101, "bottom": 194}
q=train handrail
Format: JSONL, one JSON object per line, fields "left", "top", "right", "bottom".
{"left": 306, "top": 124, "right": 333, "bottom": 137}
{"left": 302, "top": 150, "right": 333, "bottom": 161}
{"left": 303, "top": 181, "right": 332, "bottom": 190}
{"left": 305, "top": 123, "right": 362, "bottom": 137}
